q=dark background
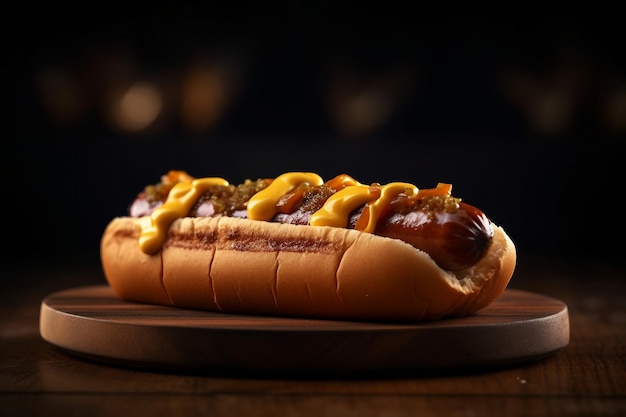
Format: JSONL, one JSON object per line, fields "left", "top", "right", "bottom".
{"left": 2, "top": 4, "right": 624, "bottom": 269}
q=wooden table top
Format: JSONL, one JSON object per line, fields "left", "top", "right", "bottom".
{"left": 1, "top": 253, "right": 625, "bottom": 416}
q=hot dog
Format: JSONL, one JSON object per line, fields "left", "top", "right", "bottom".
{"left": 101, "top": 170, "right": 516, "bottom": 321}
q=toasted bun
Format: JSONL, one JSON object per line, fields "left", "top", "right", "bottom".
{"left": 101, "top": 216, "right": 516, "bottom": 321}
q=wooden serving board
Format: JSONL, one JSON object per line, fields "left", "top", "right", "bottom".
{"left": 39, "top": 286, "right": 569, "bottom": 375}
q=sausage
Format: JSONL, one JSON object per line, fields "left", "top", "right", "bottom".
{"left": 130, "top": 178, "right": 494, "bottom": 271}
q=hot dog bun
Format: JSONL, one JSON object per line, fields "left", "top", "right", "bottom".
{"left": 101, "top": 214, "right": 516, "bottom": 321}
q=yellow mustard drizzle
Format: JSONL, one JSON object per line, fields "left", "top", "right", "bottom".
{"left": 356, "top": 182, "right": 419, "bottom": 233}
{"left": 136, "top": 171, "right": 453, "bottom": 254}
{"left": 247, "top": 172, "right": 324, "bottom": 221}
{"left": 325, "top": 173, "right": 362, "bottom": 190}
{"left": 309, "top": 184, "right": 380, "bottom": 228}
{"left": 139, "top": 177, "right": 228, "bottom": 254}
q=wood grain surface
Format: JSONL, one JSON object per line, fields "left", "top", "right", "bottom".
{"left": 2, "top": 255, "right": 625, "bottom": 416}
{"left": 40, "top": 285, "right": 569, "bottom": 375}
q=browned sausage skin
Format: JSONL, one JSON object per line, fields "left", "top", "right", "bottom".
{"left": 128, "top": 172, "right": 494, "bottom": 272}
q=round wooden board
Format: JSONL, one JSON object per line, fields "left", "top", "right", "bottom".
{"left": 40, "top": 286, "right": 569, "bottom": 375}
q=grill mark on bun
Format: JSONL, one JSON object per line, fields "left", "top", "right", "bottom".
{"left": 164, "top": 218, "right": 342, "bottom": 254}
